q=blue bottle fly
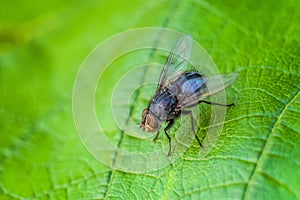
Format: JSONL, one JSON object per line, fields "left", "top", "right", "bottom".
{"left": 140, "top": 35, "right": 237, "bottom": 156}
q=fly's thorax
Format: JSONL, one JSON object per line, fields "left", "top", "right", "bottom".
{"left": 149, "top": 89, "right": 178, "bottom": 122}
{"left": 166, "top": 84, "right": 179, "bottom": 95}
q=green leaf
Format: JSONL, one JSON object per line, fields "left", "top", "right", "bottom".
{"left": 1, "top": 0, "right": 299, "bottom": 199}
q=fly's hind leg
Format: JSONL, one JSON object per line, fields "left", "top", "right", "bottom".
{"left": 164, "top": 119, "right": 174, "bottom": 156}
{"left": 182, "top": 110, "right": 203, "bottom": 148}
{"left": 199, "top": 100, "right": 234, "bottom": 107}
{"left": 185, "top": 100, "right": 234, "bottom": 108}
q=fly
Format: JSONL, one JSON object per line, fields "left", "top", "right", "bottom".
{"left": 140, "top": 35, "right": 238, "bottom": 156}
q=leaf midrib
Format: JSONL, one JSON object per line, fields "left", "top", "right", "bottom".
{"left": 102, "top": 1, "right": 183, "bottom": 198}
{"left": 242, "top": 87, "right": 300, "bottom": 199}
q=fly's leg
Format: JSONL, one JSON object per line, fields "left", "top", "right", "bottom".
{"left": 182, "top": 110, "right": 203, "bottom": 148}
{"left": 153, "top": 131, "right": 160, "bottom": 141}
{"left": 199, "top": 100, "right": 234, "bottom": 107}
{"left": 164, "top": 119, "right": 174, "bottom": 156}
{"left": 184, "top": 100, "right": 234, "bottom": 108}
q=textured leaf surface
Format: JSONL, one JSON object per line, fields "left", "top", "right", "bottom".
{"left": 1, "top": 0, "right": 299, "bottom": 199}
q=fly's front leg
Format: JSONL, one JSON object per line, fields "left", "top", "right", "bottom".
{"left": 182, "top": 110, "right": 203, "bottom": 148}
{"left": 164, "top": 119, "right": 174, "bottom": 156}
{"left": 153, "top": 131, "right": 160, "bottom": 141}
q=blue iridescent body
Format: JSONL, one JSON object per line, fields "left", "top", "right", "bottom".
{"left": 149, "top": 71, "right": 206, "bottom": 122}
{"left": 140, "top": 35, "right": 237, "bottom": 156}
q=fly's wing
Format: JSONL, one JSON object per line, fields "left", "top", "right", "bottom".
{"left": 156, "top": 35, "right": 193, "bottom": 92}
{"left": 181, "top": 72, "right": 238, "bottom": 108}
{"left": 200, "top": 72, "right": 238, "bottom": 99}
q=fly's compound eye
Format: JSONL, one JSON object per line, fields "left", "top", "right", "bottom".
{"left": 146, "top": 114, "right": 159, "bottom": 132}
{"left": 142, "top": 108, "right": 148, "bottom": 119}
{"left": 146, "top": 114, "right": 152, "bottom": 124}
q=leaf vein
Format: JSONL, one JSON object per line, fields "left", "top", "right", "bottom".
{"left": 241, "top": 88, "right": 300, "bottom": 199}
{"left": 102, "top": 1, "right": 182, "bottom": 198}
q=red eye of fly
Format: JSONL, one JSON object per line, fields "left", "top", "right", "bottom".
{"left": 142, "top": 108, "right": 148, "bottom": 119}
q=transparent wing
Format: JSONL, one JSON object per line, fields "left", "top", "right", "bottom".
{"left": 156, "top": 35, "right": 193, "bottom": 92}
{"left": 200, "top": 72, "right": 238, "bottom": 99}
{"left": 181, "top": 72, "right": 238, "bottom": 108}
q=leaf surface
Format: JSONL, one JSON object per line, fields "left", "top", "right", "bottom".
{"left": 0, "top": 0, "right": 299, "bottom": 199}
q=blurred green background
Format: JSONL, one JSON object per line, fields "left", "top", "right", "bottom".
{"left": 1, "top": 0, "right": 299, "bottom": 199}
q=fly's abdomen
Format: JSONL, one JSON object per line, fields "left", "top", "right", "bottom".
{"left": 176, "top": 72, "right": 206, "bottom": 97}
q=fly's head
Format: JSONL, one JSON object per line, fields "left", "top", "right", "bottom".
{"left": 140, "top": 108, "right": 160, "bottom": 132}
